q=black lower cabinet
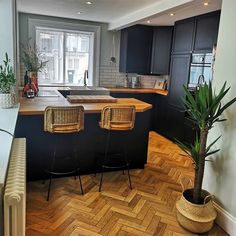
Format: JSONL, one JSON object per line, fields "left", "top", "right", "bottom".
{"left": 183, "top": 117, "right": 199, "bottom": 145}
{"left": 111, "top": 92, "right": 197, "bottom": 144}
{"left": 110, "top": 92, "right": 156, "bottom": 130}
{"left": 154, "top": 94, "right": 169, "bottom": 136}
{"left": 165, "top": 105, "right": 185, "bottom": 142}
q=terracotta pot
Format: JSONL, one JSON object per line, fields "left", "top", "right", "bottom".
{"left": 176, "top": 188, "right": 217, "bottom": 233}
{"left": 0, "top": 93, "right": 15, "bottom": 108}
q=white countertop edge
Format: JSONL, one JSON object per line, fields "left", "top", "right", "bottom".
{"left": 0, "top": 104, "right": 19, "bottom": 188}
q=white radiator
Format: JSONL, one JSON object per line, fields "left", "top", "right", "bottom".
{"left": 4, "top": 138, "right": 26, "bottom": 236}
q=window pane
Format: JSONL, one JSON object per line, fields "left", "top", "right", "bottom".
{"left": 65, "top": 33, "right": 90, "bottom": 85}
{"left": 36, "top": 29, "right": 64, "bottom": 84}
{"left": 35, "top": 27, "right": 93, "bottom": 85}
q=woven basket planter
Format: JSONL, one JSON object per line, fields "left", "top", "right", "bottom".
{"left": 0, "top": 93, "right": 15, "bottom": 108}
{"left": 176, "top": 188, "right": 217, "bottom": 233}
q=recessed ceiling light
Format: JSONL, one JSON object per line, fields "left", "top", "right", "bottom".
{"left": 77, "top": 11, "right": 83, "bottom": 14}
{"left": 147, "top": 20, "right": 151, "bottom": 24}
{"left": 204, "top": 2, "right": 209, "bottom": 6}
{"left": 170, "top": 13, "right": 175, "bottom": 16}
{"left": 86, "top": 1, "right": 92, "bottom": 4}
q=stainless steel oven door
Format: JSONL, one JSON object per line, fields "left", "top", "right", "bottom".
{"left": 188, "top": 64, "right": 212, "bottom": 89}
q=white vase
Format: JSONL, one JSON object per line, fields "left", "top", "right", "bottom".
{"left": 0, "top": 93, "right": 15, "bottom": 108}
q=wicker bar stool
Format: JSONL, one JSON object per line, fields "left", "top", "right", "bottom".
{"left": 44, "top": 106, "right": 84, "bottom": 201}
{"left": 97, "top": 105, "right": 136, "bottom": 192}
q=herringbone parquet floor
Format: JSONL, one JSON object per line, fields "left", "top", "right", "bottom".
{"left": 26, "top": 132, "right": 228, "bottom": 236}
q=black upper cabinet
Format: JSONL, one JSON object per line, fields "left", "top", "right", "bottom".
{"left": 119, "top": 25, "right": 153, "bottom": 74}
{"left": 119, "top": 25, "right": 173, "bottom": 75}
{"left": 168, "top": 54, "right": 191, "bottom": 108}
{"left": 194, "top": 11, "right": 221, "bottom": 52}
{"left": 172, "top": 18, "right": 195, "bottom": 54}
{"left": 151, "top": 27, "right": 173, "bottom": 75}
{"left": 172, "top": 11, "right": 220, "bottom": 54}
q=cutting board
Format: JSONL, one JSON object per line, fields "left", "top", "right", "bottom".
{"left": 67, "top": 95, "right": 117, "bottom": 103}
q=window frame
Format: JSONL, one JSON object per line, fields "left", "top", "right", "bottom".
{"left": 28, "top": 18, "right": 101, "bottom": 86}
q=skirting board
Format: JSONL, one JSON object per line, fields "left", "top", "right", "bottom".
{"left": 214, "top": 201, "right": 236, "bottom": 235}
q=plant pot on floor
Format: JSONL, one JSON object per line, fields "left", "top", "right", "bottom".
{"left": 0, "top": 93, "right": 15, "bottom": 108}
{"left": 176, "top": 188, "right": 217, "bottom": 234}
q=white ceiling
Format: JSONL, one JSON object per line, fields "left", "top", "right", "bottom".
{"left": 17, "top": 0, "right": 222, "bottom": 30}
{"left": 141, "top": 0, "right": 222, "bottom": 26}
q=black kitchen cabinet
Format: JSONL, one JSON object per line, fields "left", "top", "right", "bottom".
{"left": 172, "top": 11, "right": 220, "bottom": 54}
{"left": 194, "top": 11, "right": 220, "bottom": 52}
{"left": 119, "top": 25, "right": 173, "bottom": 75}
{"left": 183, "top": 117, "right": 199, "bottom": 145}
{"left": 154, "top": 94, "right": 169, "bottom": 136}
{"left": 166, "top": 104, "right": 185, "bottom": 142}
{"left": 119, "top": 25, "right": 153, "bottom": 74}
{"left": 110, "top": 92, "right": 156, "bottom": 130}
{"left": 168, "top": 54, "right": 191, "bottom": 108}
{"left": 150, "top": 27, "right": 173, "bottom": 75}
{"left": 172, "top": 18, "right": 195, "bottom": 54}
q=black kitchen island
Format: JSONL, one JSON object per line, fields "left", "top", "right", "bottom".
{"left": 15, "top": 91, "right": 152, "bottom": 181}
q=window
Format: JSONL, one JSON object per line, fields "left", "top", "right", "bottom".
{"left": 36, "top": 27, "right": 94, "bottom": 85}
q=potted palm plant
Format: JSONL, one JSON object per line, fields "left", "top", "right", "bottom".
{"left": 0, "top": 53, "right": 16, "bottom": 108}
{"left": 176, "top": 82, "right": 236, "bottom": 233}
{"left": 21, "top": 39, "right": 48, "bottom": 94}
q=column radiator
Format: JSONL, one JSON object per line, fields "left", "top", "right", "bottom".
{"left": 4, "top": 138, "right": 26, "bottom": 236}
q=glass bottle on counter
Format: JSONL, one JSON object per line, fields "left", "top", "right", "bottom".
{"left": 26, "top": 77, "right": 35, "bottom": 98}
{"left": 24, "top": 71, "right": 28, "bottom": 86}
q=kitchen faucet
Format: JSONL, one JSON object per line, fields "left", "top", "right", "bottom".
{"left": 197, "top": 74, "right": 205, "bottom": 85}
{"left": 196, "top": 74, "right": 205, "bottom": 90}
{"left": 84, "top": 70, "right": 88, "bottom": 86}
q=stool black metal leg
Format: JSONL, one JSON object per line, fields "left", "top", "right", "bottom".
{"left": 98, "top": 130, "right": 110, "bottom": 192}
{"left": 47, "top": 174, "right": 52, "bottom": 201}
{"left": 47, "top": 143, "right": 56, "bottom": 201}
{"left": 73, "top": 136, "right": 78, "bottom": 180}
{"left": 127, "top": 164, "right": 132, "bottom": 190}
{"left": 99, "top": 167, "right": 104, "bottom": 192}
{"left": 78, "top": 173, "right": 84, "bottom": 195}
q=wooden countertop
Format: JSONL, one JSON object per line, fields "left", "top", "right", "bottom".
{"left": 108, "top": 87, "right": 168, "bottom": 96}
{"left": 19, "top": 90, "right": 152, "bottom": 115}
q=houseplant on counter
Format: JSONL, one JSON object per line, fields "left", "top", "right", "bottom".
{"left": 21, "top": 39, "right": 48, "bottom": 95}
{"left": 0, "top": 53, "right": 16, "bottom": 108}
{"left": 176, "top": 82, "right": 236, "bottom": 233}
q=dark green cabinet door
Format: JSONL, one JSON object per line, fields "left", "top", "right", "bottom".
{"left": 172, "top": 18, "right": 195, "bottom": 54}
{"left": 119, "top": 25, "right": 153, "bottom": 74}
{"left": 168, "top": 54, "right": 191, "bottom": 108}
{"left": 194, "top": 11, "right": 220, "bottom": 52}
{"left": 151, "top": 26, "right": 173, "bottom": 75}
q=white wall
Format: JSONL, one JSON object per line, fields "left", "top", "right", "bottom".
{"left": 0, "top": 0, "right": 16, "bottom": 68}
{"left": 203, "top": 0, "right": 236, "bottom": 219}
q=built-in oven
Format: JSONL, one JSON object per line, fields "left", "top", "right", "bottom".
{"left": 188, "top": 53, "right": 213, "bottom": 90}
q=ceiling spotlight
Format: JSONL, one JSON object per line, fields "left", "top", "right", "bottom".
{"left": 204, "top": 2, "right": 209, "bottom": 6}
{"left": 170, "top": 13, "right": 175, "bottom": 16}
{"left": 86, "top": 1, "right": 92, "bottom": 4}
{"left": 77, "top": 11, "right": 83, "bottom": 14}
{"left": 147, "top": 20, "right": 151, "bottom": 24}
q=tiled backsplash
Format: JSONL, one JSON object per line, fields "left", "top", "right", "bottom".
{"left": 99, "top": 63, "right": 169, "bottom": 88}
{"left": 20, "top": 62, "right": 169, "bottom": 89}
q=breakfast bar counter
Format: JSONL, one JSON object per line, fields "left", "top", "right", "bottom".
{"left": 15, "top": 90, "right": 152, "bottom": 181}
{"left": 18, "top": 93, "right": 152, "bottom": 115}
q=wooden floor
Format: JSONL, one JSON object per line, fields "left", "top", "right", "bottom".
{"left": 26, "top": 132, "right": 228, "bottom": 236}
